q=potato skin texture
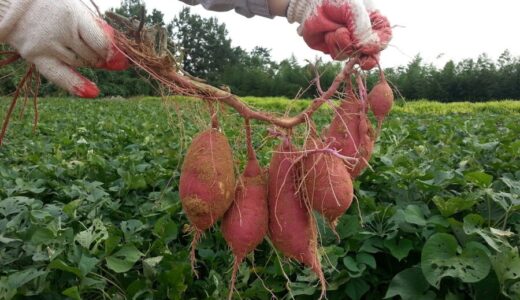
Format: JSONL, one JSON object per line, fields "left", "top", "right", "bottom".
{"left": 222, "top": 156, "right": 268, "bottom": 261}
{"left": 326, "top": 93, "right": 375, "bottom": 178}
{"left": 368, "top": 79, "right": 394, "bottom": 122}
{"left": 326, "top": 94, "right": 363, "bottom": 160}
{"left": 267, "top": 140, "right": 321, "bottom": 273}
{"left": 303, "top": 136, "right": 354, "bottom": 227}
{"left": 180, "top": 129, "right": 236, "bottom": 231}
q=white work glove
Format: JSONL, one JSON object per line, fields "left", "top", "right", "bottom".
{"left": 287, "top": 0, "right": 392, "bottom": 68}
{"left": 0, "top": 0, "right": 129, "bottom": 98}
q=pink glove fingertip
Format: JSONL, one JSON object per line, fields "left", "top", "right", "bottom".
{"left": 99, "top": 22, "right": 129, "bottom": 71}
{"left": 102, "top": 49, "right": 129, "bottom": 71}
{"left": 370, "top": 12, "right": 392, "bottom": 48}
{"left": 73, "top": 79, "right": 100, "bottom": 98}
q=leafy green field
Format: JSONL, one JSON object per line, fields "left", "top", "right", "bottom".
{"left": 1, "top": 97, "right": 519, "bottom": 300}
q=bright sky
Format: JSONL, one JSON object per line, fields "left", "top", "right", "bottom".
{"left": 95, "top": 0, "right": 520, "bottom": 68}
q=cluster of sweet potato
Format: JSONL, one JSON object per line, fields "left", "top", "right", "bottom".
{"left": 179, "top": 74, "right": 394, "bottom": 299}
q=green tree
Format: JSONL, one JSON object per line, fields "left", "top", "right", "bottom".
{"left": 171, "top": 8, "right": 236, "bottom": 85}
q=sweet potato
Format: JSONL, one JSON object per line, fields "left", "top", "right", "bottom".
{"left": 179, "top": 128, "right": 236, "bottom": 271}
{"left": 303, "top": 135, "right": 354, "bottom": 229}
{"left": 326, "top": 90, "right": 376, "bottom": 178}
{"left": 368, "top": 74, "right": 394, "bottom": 126}
{"left": 349, "top": 113, "right": 376, "bottom": 178}
{"left": 325, "top": 90, "right": 363, "bottom": 160}
{"left": 268, "top": 139, "right": 326, "bottom": 298}
{"left": 222, "top": 153, "right": 268, "bottom": 299}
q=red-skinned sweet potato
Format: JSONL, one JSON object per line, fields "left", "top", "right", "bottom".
{"left": 325, "top": 89, "right": 363, "bottom": 160}
{"left": 326, "top": 90, "right": 375, "bottom": 178}
{"left": 268, "top": 139, "right": 326, "bottom": 299}
{"left": 303, "top": 135, "right": 354, "bottom": 229}
{"left": 179, "top": 128, "right": 236, "bottom": 272}
{"left": 222, "top": 146, "right": 268, "bottom": 299}
{"left": 368, "top": 73, "right": 394, "bottom": 126}
{"left": 349, "top": 112, "right": 376, "bottom": 178}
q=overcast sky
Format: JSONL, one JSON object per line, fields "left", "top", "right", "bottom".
{"left": 95, "top": 0, "right": 520, "bottom": 68}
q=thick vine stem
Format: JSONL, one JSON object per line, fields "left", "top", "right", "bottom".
{"left": 119, "top": 40, "right": 355, "bottom": 129}
{"left": 154, "top": 57, "right": 356, "bottom": 129}
{"left": 107, "top": 12, "right": 360, "bottom": 130}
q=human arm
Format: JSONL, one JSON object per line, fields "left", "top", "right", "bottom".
{"left": 179, "top": 0, "right": 277, "bottom": 18}
{"left": 0, "top": 0, "right": 128, "bottom": 98}
{"left": 179, "top": 0, "right": 391, "bottom": 65}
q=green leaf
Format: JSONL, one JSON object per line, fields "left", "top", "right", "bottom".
{"left": 106, "top": 245, "right": 143, "bottom": 273}
{"left": 336, "top": 215, "right": 361, "bottom": 239}
{"left": 474, "top": 141, "right": 499, "bottom": 151}
{"left": 491, "top": 247, "right": 520, "bottom": 286}
{"left": 384, "top": 267, "right": 435, "bottom": 300}
{"left": 465, "top": 171, "right": 493, "bottom": 187}
{"left": 287, "top": 281, "right": 316, "bottom": 296}
{"left": 7, "top": 268, "right": 47, "bottom": 289}
{"left": 433, "top": 196, "right": 478, "bottom": 217}
{"left": 78, "top": 255, "right": 99, "bottom": 277}
{"left": 384, "top": 238, "right": 414, "bottom": 261}
{"left": 510, "top": 140, "right": 520, "bottom": 154}
{"left": 356, "top": 253, "right": 376, "bottom": 269}
{"left": 343, "top": 257, "right": 360, "bottom": 272}
{"left": 143, "top": 256, "right": 163, "bottom": 278}
{"left": 121, "top": 219, "right": 144, "bottom": 235}
{"left": 0, "top": 278, "right": 16, "bottom": 300}
{"left": 359, "top": 238, "right": 384, "bottom": 254}
{"left": 404, "top": 205, "right": 427, "bottom": 226}
{"left": 63, "top": 199, "right": 82, "bottom": 219}
{"left": 30, "top": 210, "right": 53, "bottom": 222}
{"left": 153, "top": 217, "right": 179, "bottom": 244}
{"left": 463, "top": 214, "right": 509, "bottom": 252}
{"left": 0, "top": 197, "right": 35, "bottom": 217}
{"left": 508, "top": 281, "right": 520, "bottom": 299}
{"left": 463, "top": 214, "right": 485, "bottom": 233}
{"left": 62, "top": 286, "right": 81, "bottom": 300}
{"left": 198, "top": 248, "right": 215, "bottom": 259}
{"left": 421, "top": 233, "right": 491, "bottom": 288}
{"left": 49, "top": 259, "right": 82, "bottom": 278}
{"left": 345, "top": 278, "right": 370, "bottom": 300}
{"left": 473, "top": 271, "right": 501, "bottom": 300}
{"left": 74, "top": 219, "right": 108, "bottom": 253}
{"left": 104, "top": 234, "right": 121, "bottom": 256}
{"left": 322, "top": 245, "right": 347, "bottom": 269}
{"left": 0, "top": 235, "right": 22, "bottom": 244}
{"left": 343, "top": 256, "right": 366, "bottom": 278}
{"left": 30, "top": 228, "right": 55, "bottom": 244}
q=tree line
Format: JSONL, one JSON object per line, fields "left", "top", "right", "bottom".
{"left": 1, "top": 0, "right": 520, "bottom": 102}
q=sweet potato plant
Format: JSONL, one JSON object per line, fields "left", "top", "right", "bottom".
{"left": 1, "top": 8, "right": 520, "bottom": 300}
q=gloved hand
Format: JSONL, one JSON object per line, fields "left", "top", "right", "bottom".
{"left": 0, "top": 0, "right": 129, "bottom": 98}
{"left": 287, "top": 0, "right": 392, "bottom": 67}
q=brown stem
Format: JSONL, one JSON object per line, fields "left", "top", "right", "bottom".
{"left": 310, "top": 62, "right": 324, "bottom": 95}
{"left": 155, "top": 59, "right": 356, "bottom": 129}
{"left": 32, "top": 69, "right": 40, "bottom": 134}
{"left": 109, "top": 25, "right": 358, "bottom": 130}
{"left": 0, "top": 53, "right": 21, "bottom": 67}
{"left": 18, "top": 85, "right": 29, "bottom": 119}
{"left": 244, "top": 118, "right": 256, "bottom": 161}
{"left": 0, "top": 65, "right": 34, "bottom": 146}
{"left": 207, "top": 101, "right": 220, "bottom": 129}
